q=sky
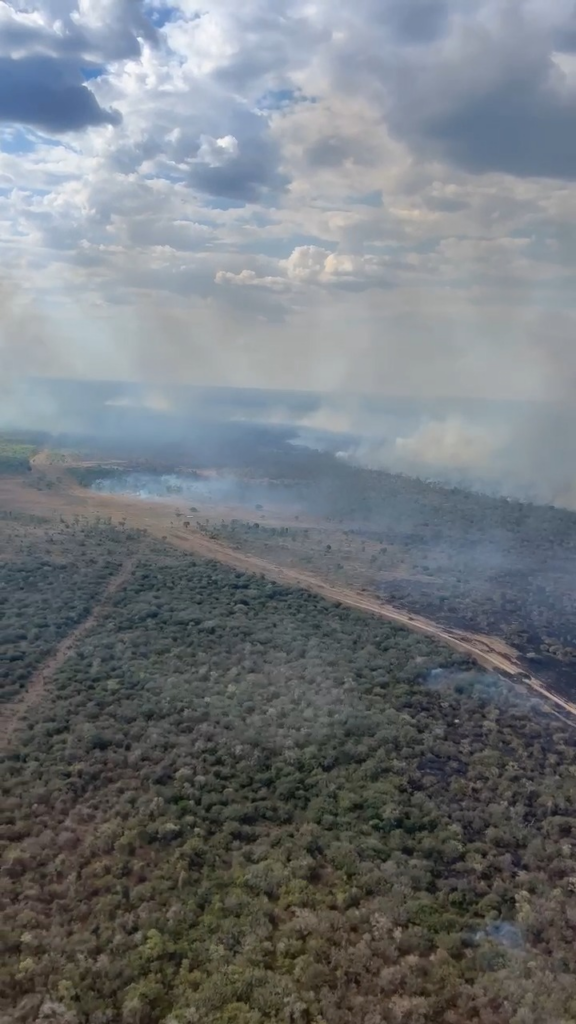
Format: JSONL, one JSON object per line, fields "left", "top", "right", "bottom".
{"left": 1, "top": 0, "right": 576, "bottom": 398}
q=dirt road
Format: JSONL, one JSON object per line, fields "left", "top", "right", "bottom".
{"left": 3, "top": 465, "right": 576, "bottom": 727}
{"left": 156, "top": 524, "right": 576, "bottom": 725}
{"left": 0, "top": 557, "right": 136, "bottom": 750}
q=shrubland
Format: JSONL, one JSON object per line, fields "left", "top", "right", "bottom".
{"left": 73, "top": 439, "right": 576, "bottom": 689}
{"left": 0, "top": 438, "right": 36, "bottom": 475}
{"left": 0, "top": 518, "right": 142, "bottom": 703}
{"left": 2, "top": 526, "right": 576, "bottom": 1023}
{"left": 202, "top": 457, "right": 576, "bottom": 692}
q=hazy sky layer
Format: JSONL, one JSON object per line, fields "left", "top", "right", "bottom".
{"left": 1, "top": 0, "right": 576, "bottom": 398}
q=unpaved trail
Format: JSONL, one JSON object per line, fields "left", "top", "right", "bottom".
{"left": 0, "top": 558, "right": 137, "bottom": 750}
{"left": 158, "top": 525, "right": 576, "bottom": 725}
{"left": 4, "top": 467, "right": 576, "bottom": 727}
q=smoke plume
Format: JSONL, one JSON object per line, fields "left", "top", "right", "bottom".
{"left": 394, "top": 417, "right": 497, "bottom": 471}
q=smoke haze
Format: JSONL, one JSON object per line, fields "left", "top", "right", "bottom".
{"left": 1, "top": 0, "right": 576, "bottom": 505}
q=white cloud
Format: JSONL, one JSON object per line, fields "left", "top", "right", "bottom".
{"left": 0, "top": 0, "right": 575, "bottom": 401}
{"left": 196, "top": 134, "right": 239, "bottom": 166}
{"left": 215, "top": 268, "right": 289, "bottom": 291}
{"left": 216, "top": 245, "right": 392, "bottom": 293}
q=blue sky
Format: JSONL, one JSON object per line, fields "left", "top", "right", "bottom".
{"left": 0, "top": 0, "right": 575, "bottom": 401}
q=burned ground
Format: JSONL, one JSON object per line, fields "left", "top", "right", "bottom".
{"left": 9, "top": 431, "right": 576, "bottom": 699}
{"left": 197, "top": 473, "right": 576, "bottom": 700}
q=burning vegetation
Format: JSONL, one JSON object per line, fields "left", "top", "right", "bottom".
{"left": 2, "top": 420, "right": 576, "bottom": 1023}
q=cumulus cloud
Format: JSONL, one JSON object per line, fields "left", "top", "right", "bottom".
{"left": 0, "top": 0, "right": 158, "bottom": 131}
{"left": 215, "top": 269, "right": 289, "bottom": 291}
{"left": 188, "top": 127, "right": 286, "bottom": 201}
{"left": 0, "top": 56, "right": 121, "bottom": 131}
{"left": 0, "top": 0, "right": 575, "bottom": 414}
{"left": 216, "top": 245, "right": 392, "bottom": 292}
{"left": 330, "top": 0, "right": 576, "bottom": 180}
{"left": 0, "top": 0, "right": 158, "bottom": 62}
{"left": 283, "top": 245, "right": 394, "bottom": 289}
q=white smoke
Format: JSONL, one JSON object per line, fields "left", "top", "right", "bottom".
{"left": 335, "top": 415, "right": 498, "bottom": 472}
{"left": 104, "top": 391, "right": 174, "bottom": 413}
{"left": 332, "top": 413, "right": 576, "bottom": 508}
{"left": 297, "top": 407, "right": 357, "bottom": 435}
{"left": 394, "top": 416, "right": 497, "bottom": 470}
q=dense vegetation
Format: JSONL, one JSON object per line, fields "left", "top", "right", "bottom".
{"left": 196, "top": 453, "right": 576, "bottom": 693}
{"left": 0, "top": 518, "right": 140, "bottom": 703}
{"left": 3, "top": 528, "right": 576, "bottom": 1023}
{"left": 72, "top": 434, "right": 576, "bottom": 692}
{"left": 0, "top": 436, "right": 37, "bottom": 474}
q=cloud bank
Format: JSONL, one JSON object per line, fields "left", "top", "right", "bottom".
{"left": 0, "top": 0, "right": 575, "bottom": 408}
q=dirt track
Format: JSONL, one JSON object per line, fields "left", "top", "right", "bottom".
{"left": 0, "top": 557, "right": 136, "bottom": 750}
{"left": 158, "top": 524, "right": 576, "bottom": 725}
{"left": 4, "top": 465, "right": 576, "bottom": 728}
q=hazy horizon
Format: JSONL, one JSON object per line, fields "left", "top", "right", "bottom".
{"left": 2, "top": 375, "right": 576, "bottom": 509}
{"left": 1, "top": 0, "right": 576, "bottom": 504}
